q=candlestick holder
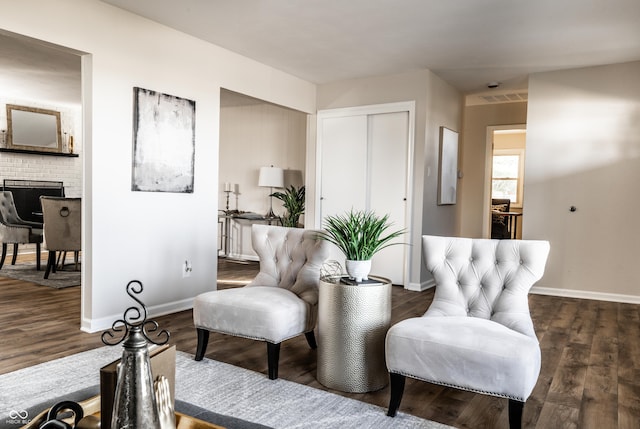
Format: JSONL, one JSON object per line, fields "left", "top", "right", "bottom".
{"left": 62, "top": 132, "right": 68, "bottom": 152}
{"left": 224, "top": 190, "right": 232, "bottom": 211}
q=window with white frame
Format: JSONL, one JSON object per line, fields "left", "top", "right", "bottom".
{"left": 491, "top": 148, "right": 525, "bottom": 207}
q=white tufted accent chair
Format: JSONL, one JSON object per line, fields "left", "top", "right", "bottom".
{"left": 385, "top": 235, "right": 550, "bottom": 429}
{"left": 193, "top": 224, "right": 330, "bottom": 379}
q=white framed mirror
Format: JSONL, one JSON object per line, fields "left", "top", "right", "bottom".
{"left": 6, "top": 104, "right": 62, "bottom": 153}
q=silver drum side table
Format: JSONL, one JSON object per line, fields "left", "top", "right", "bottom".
{"left": 317, "top": 275, "right": 392, "bottom": 393}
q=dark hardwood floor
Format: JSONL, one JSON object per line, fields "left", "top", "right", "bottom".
{"left": 1, "top": 256, "right": 638, "bottom": 428}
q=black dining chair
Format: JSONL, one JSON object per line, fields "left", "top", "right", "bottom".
{"left": 491, "top": 198, "right": 512, "bottom": 239}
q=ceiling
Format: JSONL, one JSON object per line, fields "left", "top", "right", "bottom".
{"left": 0, "top": 30, "right": 82, "bottom": 107}
{"left": 100, "top": 0, "right": 640, "bottom": 95}
{"left": 1, "top": 1, "right": 639, "bottom": 107}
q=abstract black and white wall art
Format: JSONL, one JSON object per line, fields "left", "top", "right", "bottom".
{"left": 437, "top": 126, "right": 459, "bottom": 205}
{"left": 131, "top": 87, "right": 196, "bottom": 193}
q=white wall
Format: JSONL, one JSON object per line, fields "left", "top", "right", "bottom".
{"left": 0, "top": 98, "right": 82, "bottom": 197}
{"left": 526, "top": 61, "right": 640, "bottom": 303}
{"left": 316, "top": 70, "right": 462, "bottom": 289}
{"left": 0, "top": 0, "right": 316, "bottom": 332}
{"left": 459, "top": 102, "right": 528, "bottom": 238}
{"left": 493, "top": 131, "right": 526, "bottom": 151}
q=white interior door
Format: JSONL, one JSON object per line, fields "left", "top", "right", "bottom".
{"left": 317, "top": 103, "right": 412, "bottom": 285}
{"left": 368, "top": 112, "right": 408, "bottom": 285}
{"left": 319, "top": 115, "right": 368, "bottom": 217}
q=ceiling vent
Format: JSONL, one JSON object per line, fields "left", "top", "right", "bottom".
{"left": 477, "top": 92, "right": 528, "bottom": 104}
{"left": 466, "top": 91, "right": 528, "bottom": 106}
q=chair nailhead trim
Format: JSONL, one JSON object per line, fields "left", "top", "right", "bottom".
{"left": 392, "top": 371, "right": 525, "bottom": 401}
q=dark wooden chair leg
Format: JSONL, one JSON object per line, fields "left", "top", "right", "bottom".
{"left": 0, "top": 243, "right": 7, "bottom": 269}
{"left": 44, "top": 251, "right": 56, "bottom": 279}
{"left": 267, "top": 342, "right": 281, "bottom": 380}
{"left": 11, "top": 243, "right": 18, "bottom": 265}
{"left": 195, "top": 328, "right": 209, "bottom": 361}
{"left": 387, "top": 373, "right": 406, "bottom": 417}
{"left": 304, "top": 331, "right": 317, "bottom": 349}
{"left": 36, "top": 242, "right": 41, "bottom": 271}
{"left": 508, "top": 399, "right": 524, "bottom": 429}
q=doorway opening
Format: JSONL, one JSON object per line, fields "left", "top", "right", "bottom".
{"left": 0, "top": 30, "right": 85, "bottom": 318}
{"left": 485, "top": 125, "right": 526, "bottom": 239}
{"left": 217, "top": 89, "right": 308, "bottom": 284}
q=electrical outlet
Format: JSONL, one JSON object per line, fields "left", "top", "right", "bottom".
{"left": 182, "top": 260, "right": 192, "bottom": 278}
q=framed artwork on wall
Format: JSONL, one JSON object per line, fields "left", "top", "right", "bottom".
{"left": 131, "top": 87, "right": 196, "bottom": 193}
{"left": 437, "top": 126, "right": 459, "bottom": 205}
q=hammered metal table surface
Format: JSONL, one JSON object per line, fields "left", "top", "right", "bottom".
{"left": 317, "top": 276, "right": 392, "bottom": 393}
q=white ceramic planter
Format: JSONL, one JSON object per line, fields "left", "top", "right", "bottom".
{"left": 345, "top": 259, "right": 371, "bottom": 282}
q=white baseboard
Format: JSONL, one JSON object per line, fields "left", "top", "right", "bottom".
{"left": 531, "top": 286, "right": 640, "bottom": 304}
{"left": 402, "top": 282, "right": 640, "bottom": 304}
{"left": 405, "top": 279, "right": 436, "bottom": 292}
{"left": 81, "top": 297, "right": 195, "bottom": 334}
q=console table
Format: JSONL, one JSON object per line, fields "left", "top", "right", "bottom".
{"left": 317, "top": 275, "right": 392, "bottom": 393}
{"left": 491, "top": 210, "right": 522, "bottom": 239}
{"left": 218, "top": 213, "right": 279, "bottom": 260}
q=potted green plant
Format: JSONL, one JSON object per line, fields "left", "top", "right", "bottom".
{"left": 271, "top": 185, "right": 305, "bottom": 228}
{"left": 317, "top": 209, "right": 405, "bottom": 282}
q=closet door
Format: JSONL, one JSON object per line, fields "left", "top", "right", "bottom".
{"left": 368, "top": 111, "right": 408, "bottom": 285}
{"left": 319, "top": 115, "right": 368, "bottom": 218}
{"left": 317, "top": 104, "right": 411, "bottom": 285}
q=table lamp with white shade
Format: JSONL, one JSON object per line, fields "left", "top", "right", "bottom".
{"left": 258, "top": 166, "right": 284, "bottom": 218}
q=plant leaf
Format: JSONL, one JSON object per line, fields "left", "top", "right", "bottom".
{"left": 318, "top": 209, "right": 405, "bottom": 260}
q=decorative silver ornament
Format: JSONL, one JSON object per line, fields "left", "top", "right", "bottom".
{"left": 101, "top": 280, "right": 170, "bottom": 429}
{"left": 320, "top": 260, "right": 344, "bottom": 282}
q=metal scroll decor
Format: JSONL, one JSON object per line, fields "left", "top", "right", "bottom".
{"left": 101, "top": 280, "right": 171, "bottom": 429}
{"left": 101, "top": 280, "right": 170, "bottom": 347}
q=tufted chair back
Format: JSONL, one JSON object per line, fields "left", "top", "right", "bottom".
{"left": 1, "top": 191, "right": 28, "bottom": 243}
{"left": 247, "top": 224, "right": 330, "bottom": 305}
{"left": 0, "top": 191, "right": 26, "bottom": 226}
{"left": 422, "top": 235, "right": 550, "bottom": 338}
{"left": 0, "top": 191, "right": 45, "bottom": 270}
{"left": 0, "top": 190, "right": 42, "bottom": 245}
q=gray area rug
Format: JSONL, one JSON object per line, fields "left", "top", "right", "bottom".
{"left": 0, "top": 262, "right": 80, "bottom": 288}
{"left": 0, "top": 347, "right": 453, "bottom": 429}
